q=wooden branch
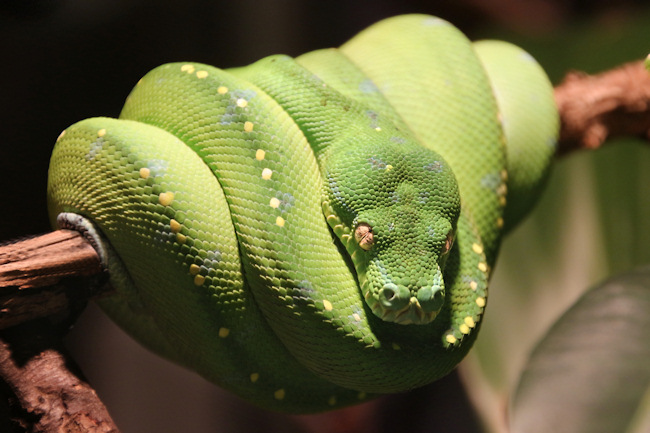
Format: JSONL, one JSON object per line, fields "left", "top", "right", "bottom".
{"left": 0, "top": 230, "right": 110, "bottom": 330}
{"left": 555, "top": 59, "right": 650, "bottom": 155}
{"left": 0, "top": 321, "right": 119, "bottom": 432}
{"left": 0, "top": 232, "right": 116, "bottom": 432}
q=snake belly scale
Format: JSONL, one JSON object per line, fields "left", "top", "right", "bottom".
{"left": 46, "top": 14, "right": 558, "bottom": 412}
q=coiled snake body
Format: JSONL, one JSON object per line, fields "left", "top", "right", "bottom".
{"left": 47, "top": 15, "right": 558, "bottom": 412}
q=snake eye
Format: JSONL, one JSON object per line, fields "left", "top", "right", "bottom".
{"left": 441, "top": 230, "right": 454, "bottom": 255}
{"left": 355, "top": 222, "right": 374, "bottom": 251}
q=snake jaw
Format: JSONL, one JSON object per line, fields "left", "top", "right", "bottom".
{"left": 363, "top": 267, "right": 446, "bottom": 325}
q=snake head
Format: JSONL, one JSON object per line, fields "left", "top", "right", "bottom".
{"left": 324, "top": 144, "right": 460, "bottom": 325}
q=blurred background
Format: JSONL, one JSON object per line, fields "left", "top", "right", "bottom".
{"left": 1, "top": 1, "right": 650, "bottom": 432}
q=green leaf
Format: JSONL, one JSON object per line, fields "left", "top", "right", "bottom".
{"left": 510, "top": 266, "right": 650, "bottom": 433}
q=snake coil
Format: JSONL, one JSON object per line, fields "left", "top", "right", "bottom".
{"left": 47, "top": 15, "right": 558, "bottom": 412}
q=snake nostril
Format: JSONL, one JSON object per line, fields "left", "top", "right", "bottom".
{"left": 379, "top": 283, "right": 409, "bottom": 309}
{"left": 417, "top": 285, "right": 445, "bottom": 313}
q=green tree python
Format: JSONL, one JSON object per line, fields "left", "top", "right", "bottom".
{"left": 47, "top": 14, "right": 558, "bottom": 413}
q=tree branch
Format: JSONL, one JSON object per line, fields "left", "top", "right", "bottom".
{"left": 555, "top": 59, "right": 650, "bottom": 155}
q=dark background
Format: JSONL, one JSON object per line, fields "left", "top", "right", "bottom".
{"left": 1, "top": 1, "right": 647, "bottom": 432}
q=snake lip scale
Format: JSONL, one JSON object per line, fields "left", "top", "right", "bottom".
{"left": 46, "top": 14, "right": 558, "bottom": 413}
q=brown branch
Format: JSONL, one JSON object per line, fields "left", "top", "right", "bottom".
{"left": 0, "top": 321, "right": 119, "bottom": 433}
{"left": 0, "top": 232, "right": 116, "bottom": 432}
{"left": 555, "top": 59, "right": 650, "bottom": 155}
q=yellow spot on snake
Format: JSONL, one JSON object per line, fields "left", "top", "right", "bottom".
{"left": 244, "top": 121, "right": 254, "bottom": 132}
{"left": 196, "top": 70, "right": 208, "bottom": 79}
{"left": 446, "top": 334, "right": 457, "bottom": 344}
{"left": 501, "top": 169, "right": 508, "bottom": 181}
{"left": 189, "top": 264, "right": 200, "bottom": 275}
{"left": 218, "top": 327, "right": 230, "bottom": 338}
{"left": 269, "top": 197, "right": 280, "bottom": 208}
{"left": 497, "top": 217, "right": 504, "bottom": 228}
{"left": 459, "top": 324, "right": 470, "bottom": 334}
{"left": 170, "top": 219, "right": 181, "bottom": 233}
{"left": 139, "top": 167, "right": 150, "bottom": 179}
{"left": 181, "top": 64, "right": 195, "bottom": 73}
{"left": 255, "top": 149, "right": 265, "bottom": 160}
{"left": 464, "top": 316, "right": 476, "bottom": 328}
{"left": 353, "top": 313, "right": 361, "bottom": 321}
{"left": 375, "top": 127, "right": 382, "bottom": 131}
{"left": 261, "top": 168, "right": 273, "bottom": 180}
{"left": 385, "top": 164, "right": 393, "bottom": 171}
{"left": 276, "top": 216, "right": 285, "bottom": 227}
{"left": 274, "top": 389, "right": 285, "bottom": 400}
{"left": 323, "top": 300, "right": 333, "bottom": 311}
{"left": 392, "top": 343, "right": 401, "bottom": 350}
{"left": 159, "top": 192, "right": 174, "bottom": 206}
{"left": 250, "top": 373, "right": 259, "bottom": 383}
{"left": 328, "top": 396, "right": 337, "bottom": 406}
{"left": 476, "top": 297, "right": 486, "bottom": 308}
{"left": 236, "top": 98, "right": 248, "bottom": 108}
{"left": 194, "top": 274, "right": 205, "bottom": 286}
{"left": 357, "top": 392, "right": 367, "bottom": 400}
{"left": 57, "top": 130, "right": 66, "bottom": 141}
{"left": 217, "top": 86, "right": 228, "bottom": 94}
{"left": 472, "top": 243, "right": 483, "bottom": 255}
{"left": 500, "top": 196, "right": 507, "bottom": 207}
{"left": 478, "top": 262, "right": 488, "bottom": 273}
{"left": 176, "top": 233, "right": 187, "bottom": 244}
{"left": 97, "top": 128, "right": 106, "bottom": 137}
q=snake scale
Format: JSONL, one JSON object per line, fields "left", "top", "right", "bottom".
{"left": 47, "top": 15, "right": 558, "bottom": 412}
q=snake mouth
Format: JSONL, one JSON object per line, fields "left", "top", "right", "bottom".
{"left": 366, "top": 280, "right": 445, "bottom": 325}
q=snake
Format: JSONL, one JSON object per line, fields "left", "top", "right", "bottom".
{"left": 46, "top": 14, "right": 558, "bottom": 413}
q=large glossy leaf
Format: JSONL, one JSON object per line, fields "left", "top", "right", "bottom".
{"left": 510, "top": 266, "right": 650, "bottom": 433}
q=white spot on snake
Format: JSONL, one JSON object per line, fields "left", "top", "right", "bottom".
{"left": 359, "top": 79, "right": 379, "bottom": 93}
{"left": 244, "top": 121, "right": 254, "bottom": 132}
{"left": 275, "top": 216, "right": 285, "bottom": 227}
{"left": 261, "top": 168, "right": 273, "bottom": 180}
{"left": 424, "top": 161, "right": 443, "bottom": 172}
{"left": 196, "top": 70, "right": 208, "bottom": 79}
{"left": 159, "top": 192, "right": 174, "bottom": 206}
{"left": 423, "top": 16, "right": 448, "bottom": 26}
{"left": 269, "top": 197, "right": 280, "bottom": 208}
{"left": 139, "top": 167, "right": 150, "bottom": 179}
{"left": 170, "top": 219, "right": 181, "bottom": 233}
{"left": 85, "top": 138, "right": 104, "bottom": 161}
{"left": 481, "top": 172, "right": 502, "bottom": 191}
{"left": 255, "top": 149, "right": 265, "bottom": 160}
{"left": 218, "top": 327, "right": 230, "bottom": 338}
